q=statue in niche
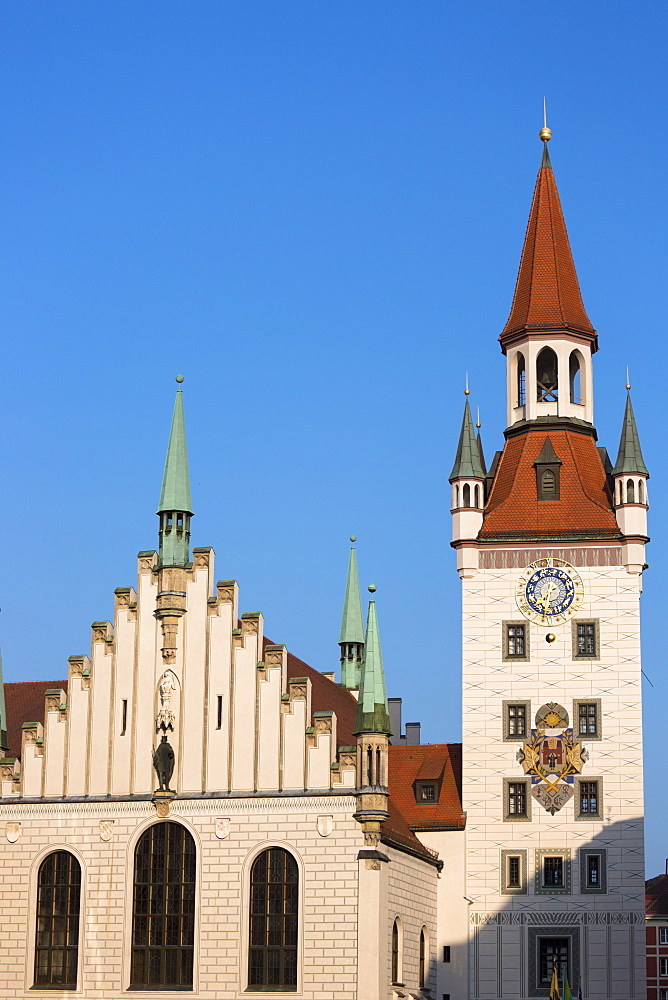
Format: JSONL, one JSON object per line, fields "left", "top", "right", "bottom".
{"left": 156, "top": 670, "right": 177, "bottom": 732}
{"left": 153, "top": 734, "right": 175, "bottom": 792}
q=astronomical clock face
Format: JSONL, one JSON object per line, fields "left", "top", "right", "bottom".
{"left": 515, "top": 558, "right": 584, "bottom": 625}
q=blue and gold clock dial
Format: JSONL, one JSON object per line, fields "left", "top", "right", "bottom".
{"left": 515, "top": 558, "right": 584, "bottom": 624}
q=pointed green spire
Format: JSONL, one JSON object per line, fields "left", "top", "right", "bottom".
{"left": 612, "top": 393, "right": 648, "bottom": 477}
{"left": 450, "top": 399, "right": 485, "bottom": 481}
{"left": 157, "top": 379, "right": 194, "bottom": 568}
{"left": 354, "top": 587, "right": 391, "bottom": 736}
{"left": 339, "top": 538, "right": 365, "bottom": 690}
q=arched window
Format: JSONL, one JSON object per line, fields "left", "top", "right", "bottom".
{"left": 249, "top": 848, "right": 298, "bottom": 991}
{"left": 419, "top": 927, "right": 427, "bottom": 989}
{"left": 569, "top": 351, "right": 582, "bottom": 405}
{"left": 626, "top": 479, "right": 635, "bottom": 503}
{"left": 454, "top": 485, "right": 460, "bottom": 508}
{"left": 618, "top": 480, "right": 623, "bottom": 505}
{"left": 536, "top": 347, "right": 559, "bottom": 402}
{"left": 517, "top": 352, "right": 526, "bottom": 406}
{"left": 638, "top": 480, "right": 645, "bottom": 504}
{"left": 474, "top": 484, "right": 480, "bottom": 508}
{"left": 391, "top": 919, "right": 401, "bottom": 984}
{"left": 131, "top": 822, "right": 196, "bottom": 989}
{"left": 34, "top": 851, "right": 81, "bottom": 989}
{"left": 462, "top": 484, "right": 471, "bottom": 508}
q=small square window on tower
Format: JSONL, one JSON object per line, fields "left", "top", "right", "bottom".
{"left": 500, "top": 849, "right": 527, "bottom": 894}
{"left": 572, "top": 619, "right": 599, "bottom": 659}
{"left": 579, "top": 848, "right": 607, "bottom": 893}
{"left": 575, "top": 777, "right": 603, "bottom": 820}
{"left": 502, "top": 622, "right": 530, "bottom": 662}
{"left": 573, "top": 698, "right": 602, "bottom": 740}
{"left": 504, "top": 779, "right": 530, "bottom": 821}
{"left": 535, "top": 848, "right": 571, "bottom": 894}
{"left": 503, "top": 700, "right": 530, "bottom": 741}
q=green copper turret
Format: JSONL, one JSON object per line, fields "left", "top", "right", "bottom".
{"left": 157, "top": 384, "right": 194, "bottom": 568}
{"left": 450, "top": 399, "right": 486, "bottom": 481}
{"left": 354, "top": 589, "right": 391, "bottom": 736}
{"left": 339, "top": 538, "right": 365, "bottom": 690}
{"left": 612, "top": 393, "right": 648, "bottom": 477}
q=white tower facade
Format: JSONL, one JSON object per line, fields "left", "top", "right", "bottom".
{"left": 456, "top": 137, "right": 648, "bottom": 999}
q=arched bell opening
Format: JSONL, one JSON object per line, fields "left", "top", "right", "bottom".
{"left": 474, "top": 484, "right": 481, "bottom": 509}
{"left": 626, "top": 479, "right": 635, "bottom": 503}
{"left": 536, "top": 347, "right": 559, "bottom": 402}
{"left": 569, "top": 350, "right": 584, "bottom": 405}
{"left": 462, "top": 484, "right": 471, "bottom": 508}
{"left": 517, "top": 352, "right": 526, "bottom": 407}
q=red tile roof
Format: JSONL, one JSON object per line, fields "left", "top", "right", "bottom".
{"left": 388, "top": 743, "right": 465, "bottom": 831}
{"left": 501, "top": 149, "right": 596, "bottom": 345}
{"left": 646, "top": 874, "right": 668, "bottom": 916}
{"left": 480, "top": 427, "right": 619, "bottom": 539}
{"left": 4, "top": 680, "right": 68, "bottom": 758}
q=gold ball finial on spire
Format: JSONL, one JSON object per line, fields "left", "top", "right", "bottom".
{"left": 539, "top": 97, "right": 552, "bottom": 142}
{"left": 175, "top": 374, "right": 184, "bottom": 384}
{"left": 464, "top": 371, "right": 470, "bottom": 396}
{"left": 625, "top": 366, "right": 631, "bottom": 391}
{"left": 368, "top": 583, "right": 376, "bottom": 594}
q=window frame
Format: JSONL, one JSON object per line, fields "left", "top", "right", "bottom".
{"left": 571, "top": 619, "right": 600, "bottom": 661}
{"left": 574, "top": 776, "right": 603, "bottom": 821}
{"left": 246, "top": 847, "right": 299, "bottom": 993}
{"left": 500, "top": 849, "right": 527, "bottom": 895}
{"left": 579, "top": 848, "right": 607, "bottom": 894}
{"left": 535, "top": 848, "right": 571, "bottom": 895}
{"left": 528, "top": 927, "right": 579, "bottom": 998}
{"left": 503, "top": 778, "right": 531, "bottom": 822}
{"left": 503, "top": 699, "right": 531, "bottom": 741}
{"left": 415, "top": 780, "right": 440, "bottom": 804}
{"left": 32, "top": 849, "right": 83, "bottom": 991}
{"left": 573, "top": 698, "right": 602, "bottom": 740}
{"left": 661, "top": 958, "right": 668, "bottom": 977}
{"left": 391, "top": 917, "right": 404, "bottom": 986}
{"left": 660, "top": 927, "right": 668, "bottom": 945}
{"left": 502, "top": 621, "right": 530, "bottom": 662}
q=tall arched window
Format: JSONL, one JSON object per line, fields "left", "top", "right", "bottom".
{"left": 249, "top": 848, "right": 298, "bottom": 991}
{"left": 569, "top": 351, "right": 582, "bottom": 404}
{"left": 455, "top": 485, "right": 460, "bottom": 508}
{"left": 419, "top": 927, "right": 427, "bottom": 989}
{"left": 391, "top": 919, "right": 401, "bottom": 984}
{"left": 618, "top": 480, "right": 623, "bottom": 505}
{"left": 536, "top": 347, "right": 559, "bottom": 402}
{"left": 474, "top": 484, "right": 480, "bottom": 509}
{"left": 462, "top": 484, "right": 471, "bottom": 508}
{"left": 34, "top": 851, "right": 81, "bottom": 989}
{"left": 517, "top": 352, "right": 526, "bottom": 406}
{"left": 131, "top": 822, "right": 196, "bottom": 989}
{"left": 638, "top": 480, "right": 645, "bottom": 503}
{"left": 626, "top": 479, "right": 635, "bottom": 503}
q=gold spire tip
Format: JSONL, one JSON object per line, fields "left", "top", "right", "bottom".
{"left": 175, "top": 374, "right": 184, "bottom": 384}
{"left": 625, "top": 367, "right": 631, "bottom": 391}
{"left": 539, "top": 97, "right": 552, "bottom": 142}
{"left": 350, "top": 535, "right": 357, "bottom": 543}
{"left": 368, "top": 583, "right": 376, "bottom": 594}
{"left": 464, "top": 372, "right": 470, "bottom": 396}
{"left": 476, "top": 406, "right": 481, "bottom": 429}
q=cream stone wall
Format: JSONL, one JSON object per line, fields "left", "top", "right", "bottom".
{"left": 421, "top": 829, "right": 467, "bottom": 1000}
{"left": 461, "top": 545, "right": 646, "bottom": 999}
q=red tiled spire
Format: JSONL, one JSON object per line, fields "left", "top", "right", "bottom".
{"left": 500, "top": 145, "right": 597, "bottom": 347}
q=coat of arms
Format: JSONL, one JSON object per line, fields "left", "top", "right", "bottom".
{"left": 517, "top": 703, "right": 588, "bottom": 815}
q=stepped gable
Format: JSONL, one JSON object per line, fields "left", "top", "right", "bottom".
{"left": 501, "top": 145, "right": 596, "bottom": 344}
{"left": 388, "top": 743, "right": 465, "bottom": 831}
{"left": 4, "top": 680, "right": 68, "bottom": 758}
{"left": 480, "top": 427, "right": 619, "bottom": 539}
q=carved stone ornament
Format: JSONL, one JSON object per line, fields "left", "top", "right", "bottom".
{"left": 155, "top": 798, "right": 171, "bottom": 818}
{"left": 156, "top": 670, "right": 177, "bottom": 732}
{"left": 214, "top": 817, "right": 230, "bottom": 840}
{"left": 317, "top": 815, "right": 333, "bottom": 838}
{"left": 99, "top": 820, "right": 114, "bottom": 842}
{"left": 5, "top": 822, "right": 20, "bottom": 843}
{"left": 363, "top": 830, "right": 381, "bottom": 847}
{"left": 365, "top": 859, "right": 381, "bottom": 871}
{"left": 153, "top": 734, "right": 175, "bottom": 791}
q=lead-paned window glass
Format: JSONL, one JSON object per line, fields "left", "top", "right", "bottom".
{"left": 660, "top": 928, "right": 668, "bottom": 945}
{"left": 586, "top": 854, "right": 600, "bottom": 887}
{"left": 508, "top": 704, "right": 526, "bottom": 737}
{"left": 507, "top": 856, "right": 521, "bottom": 888}
{"left": 249, "top": 848, "right": 298, "bottom": 991}
{"left": 130, "top": 822, "right": 195, "bottom": 989}
{"left": 508, "top": 783, "right": 527, "bottom": 817}
{"left": 661, "top": 958, "right": 668, "bottom": 977}
{"left": 34, "top": 851, "right": 81, "bottom": 989}
{"left": 543, "top": 857, "right": 563, "bottom": 887}
{"left": 579, "top": 781, "right": 599, "bottom": 816}
{"left": 506, "top": 625, "right": 526, "bottom": 658}
{"left": 538, "top": 938, "right": 568, "bottom": 985}
{"left": 578, "top": 702, "right": 598, "bottom": 736}
{"left": 576, "top": 622, "right": 597, "bottom": 656}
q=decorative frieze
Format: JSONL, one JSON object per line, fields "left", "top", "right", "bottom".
{"left": 479, "top": 547, "right": 623, "bottom": 570}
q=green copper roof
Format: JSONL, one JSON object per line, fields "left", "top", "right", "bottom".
{"left": 339, "top": 543, "right": 364, "bottom": 645}
{"left": 476, "top": 430, "right": 487, "bottom": 476}
{"left": 354, "top": 598, "right": 391, "bottom": 736}
{"left": 449, "top": 399, "right": 486, "bottom": 481}
{"left": 612, "top": 393, "right": 648, "bottom": 477}
{"left": 541, "top": 143, "right": 552, "bottom": 170}
{"left": 158, "top": 391, "right": 193, "bottom": 514}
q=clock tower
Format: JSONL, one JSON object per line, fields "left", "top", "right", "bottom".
{"left": 452, "top": 127, "right": 648, "bottom": 999}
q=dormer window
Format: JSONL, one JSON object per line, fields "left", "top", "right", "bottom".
{"left": 415, "top": 780, "right": 440, "bottom": 803}
{"left": 534, "top": 437, "right": 562, "bottom": 500}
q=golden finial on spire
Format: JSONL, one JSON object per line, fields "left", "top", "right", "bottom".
{"left": 539, "top": 98, "right": 552, "bottom": 142}
{"left": 625, "top": 366, "right": 631, "bottom": 391}
{"left": 464, "top": 372, "right": 470, "bottom": 396}
{"left": 476, "top": 406, "right": 481, "bottom": 430}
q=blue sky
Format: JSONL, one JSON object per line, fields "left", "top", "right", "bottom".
{"left": 1, "top": 2, "right": 666, "bottom": 873}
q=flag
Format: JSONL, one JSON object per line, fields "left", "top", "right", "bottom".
{"left": 550, "top": 962, "right": 561, "bottom": 1000}
{"left": 563, "top": 974, "right": 572, "bottom": 1000}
